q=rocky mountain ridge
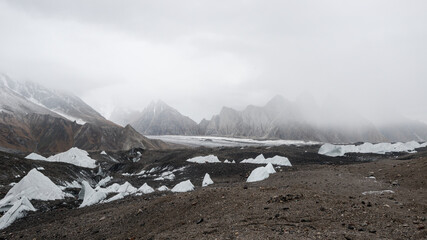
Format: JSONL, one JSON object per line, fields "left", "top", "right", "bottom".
{"left": 126, "top": 100, "right": 200, "bottom": 136}
{"left": 116, "top": 96, "right": 427, "bottom": 143}
{"left": 0, "top": 74, "right": 169, "bottom": 153}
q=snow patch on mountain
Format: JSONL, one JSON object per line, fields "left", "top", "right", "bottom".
{"left": 50, "top": 109, "right": 86, "bottom": 125}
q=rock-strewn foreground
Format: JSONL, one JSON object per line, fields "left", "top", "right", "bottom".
{"left": 0, "top": 145, "right": 426, "bottom": 240}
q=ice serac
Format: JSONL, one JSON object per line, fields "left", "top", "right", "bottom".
{"left": 246, "top": 166, "right": 270, "bottom": 183}
{"left": 264, "top": 163, "right": 276, "bottom": 174}
{"left": 246, "top": 162, "right": 279, "bottom": 183}
{"left": 186, "top": 155, "right": 221, "bottom": 164}
{"left": 171, "top": 180, "right": 195, "bottom": 193}
{"left": 240, "top": 154, "right": 292, "bottom": 166}
{"left": 0, "top": 169, "right": 64, "bottom": 211}
{"left": 138, "top": 183, "right": 155, "bottom": 194}
{"left": 103, "top": 193, "right": 125, "bottom": 203}
{"left": 25, "top": 153, "right": 47, "bottom": 161}
{"left": 202, "top": 173, "right": 214, "bottom": 187}
{"left": 117, "top": 182, "right": 138, "bottom": 194}
{"left": 0, "top": 197, "right": 36, "bottom": 230}
{"left": 129, "top": 100, "right": 200, "bottom": 135}
{"left": 157, "top": 185, "right": 169, "bottom": 191}
{"left": 318, "top": 141, "right": 427, "bottom": 157}
{"left": 79, "top": 181, "right": 107, "bottom": 208}
{"left": 46, "top": 147, "right": 97, "bottom": 168}
{"left": 97, "top": 176, "right": 112, "bottom": 187}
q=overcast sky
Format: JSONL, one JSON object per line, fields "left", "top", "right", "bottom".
{"left": 0, "top": 0, "right": 426, "bottom": 123}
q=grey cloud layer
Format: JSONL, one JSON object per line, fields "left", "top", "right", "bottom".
{"left": 0, "top": 0, "right": 426, "bottom": 122}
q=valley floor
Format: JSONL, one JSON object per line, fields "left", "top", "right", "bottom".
{"left": 1, "top": 153, "right": 426, "bottom": 239}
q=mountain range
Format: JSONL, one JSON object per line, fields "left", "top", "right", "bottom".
{"left": 2, "top": 72, "right": 426, "bottom": 151}
{"left": 114, "top": 95, "right": 427, "bottom": 143}
{"left": 0, "top": 74, "right": 168, "bottom": 153}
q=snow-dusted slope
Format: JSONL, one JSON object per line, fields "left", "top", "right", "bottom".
{"left": 0, "top": 76, "right": 59, "bottom": 117}
{"left": 130, "top": 100, "right": 200, "bottom": 135}
{"left": 0, "top": 73, "right": 170, "bottom": 153}
{"left": 0, "top": 73, "right": 106, "bottom": 125}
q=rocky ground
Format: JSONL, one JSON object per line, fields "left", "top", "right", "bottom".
{"left": 0, "top": 145, "right": 426, "bottom": 239}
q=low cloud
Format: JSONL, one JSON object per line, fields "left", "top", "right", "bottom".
{"left": 0, "top": 0, "right": 426, "bottom": 123}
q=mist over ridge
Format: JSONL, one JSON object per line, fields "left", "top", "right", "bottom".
{"left": 0, "top": 0, "right": 426, "bottom": 125}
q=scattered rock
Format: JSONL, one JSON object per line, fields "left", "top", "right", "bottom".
{"left": 267, "top": 194, "right": 302, "bottom": 203}
{"left": 136, "top": 209, "right": 143, "bottom": 216}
